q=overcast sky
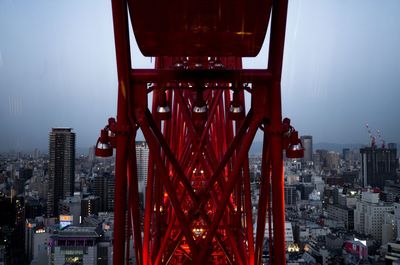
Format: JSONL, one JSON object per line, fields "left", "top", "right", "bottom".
{"left": 0, "top": 0, "right": 399, "bottom": 152}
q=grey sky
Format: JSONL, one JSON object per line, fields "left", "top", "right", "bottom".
{"left": 0, "top": 0, "right": 399, "bottom": 152}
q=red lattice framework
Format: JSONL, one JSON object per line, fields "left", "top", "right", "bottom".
{"left": 95, "top": 0, "right": 304, "bottom": 264}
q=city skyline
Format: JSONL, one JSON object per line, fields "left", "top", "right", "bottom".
{"left": 1, "top": 0, "right": 400, "bottom": 151}
{"left": 1, "top": 129, "right": 398, "bottom": 264}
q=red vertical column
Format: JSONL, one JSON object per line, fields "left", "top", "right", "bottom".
{"left": 268, "top": 0, "right": 288, "bottom": 264}
{"left": 111, "top": 0, "right": 132, "bottom": 264}
{"left": 254, "top": 130, "right": 270, "bottom": 265}
{"left": 269, "top": 84, "right": 285, "bottom": 265}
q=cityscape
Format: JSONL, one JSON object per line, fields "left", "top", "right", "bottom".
{"left": 0, "top": 128, "right": 399, "bottom": 264}
{"left": 1, "top": 1, "right": 400, "bottom": 265}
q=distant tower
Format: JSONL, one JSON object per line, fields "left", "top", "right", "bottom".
{"left": 360, "top": 143, "right": 397, "bottom": 189}
{"left": 47, "top": 128, "right": 75, "bottom": 217}
{"left": 342, "top": 148, "right": 350, "bottom": 161}
{"left": 136, "top": 141, "right": 149, "bottom": 190}
{"left": 300, "top": 135, "right": 313, "bottom": 163}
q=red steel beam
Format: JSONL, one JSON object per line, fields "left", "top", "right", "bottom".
{"left": 254, "top": 131, "right": 271, "bottom": 265}
{"left": 110, "top": 0, "right": 132, "bottom": 264}
{"left": 145, "top": 110, "right": 199, "bottom": 204}
{"left": 143, "top": 154, "right": 154, "bottom": 265}
{"left": 131, "top": 69, "right": 272, "bottom": 84}
{"left": 154, "top": 216, "right": 176, "bottom": 264}
{"left": 242, "top": 156, "right": 255, "bottom": 265}
{"left": 267, "top": 0, "right": 289, "bottom": 264}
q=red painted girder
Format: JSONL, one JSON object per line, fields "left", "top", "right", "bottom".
{"left": 110, "top": 0, "right": 132, "bottom": 264}
{"left": 254, "top": 131, "right": 271, "bottom": 265}
{"left": 242, "top": 155, "right": 255, "bottom": 265}
{"left": 267, "top": 0, "right": 289, "bottom": 264}
{"left": 131, "top": 69, "right": 272, "bottom": 84}
{"left": 143, "top": 153, "right": 154, "bottom": 265}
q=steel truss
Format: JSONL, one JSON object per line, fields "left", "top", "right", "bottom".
{"left": 104, "top": 0, "right": 296, "bottom": 264}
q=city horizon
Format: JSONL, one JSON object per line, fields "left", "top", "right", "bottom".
{"left": 1, "top": 139, "right": 398, "bottom": 156}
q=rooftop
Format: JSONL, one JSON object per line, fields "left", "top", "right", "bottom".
{"left": 50, "top": 225, "right": 99, "bottom": 238}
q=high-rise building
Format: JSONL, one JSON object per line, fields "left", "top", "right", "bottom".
{"left": 342, "top": 148, "right": 350, "bottom": 161}
{"left": 284, "top": 185, "right": 298, "bottom": 207}
{"left": 47, "top": 128, "right": 75, "bottom": 217}
{"left": 136, "top": 141, "right": 149, "bottom": 182}
{"left": 24, "top": 197, "right": 45, "bottom": 219}
{"left": 136, "top": 141, "right": 149, "bottom": 195}
{"left": 296, "top": 183, "right": 315, "bottom": 200}
{"left": 93, "top": 173, "right": 115, "bottom": 212}
{"left": 300, "top": 135, "right": 313, "bottom": 163}
{"left": 325, "top": 151, "right": 340, "bottom": 170}
{"left": 105, "top": 177, "right": 115, "bottom": 211}
{"left": 360, "top": 144, "right": 397, "bottom": 189}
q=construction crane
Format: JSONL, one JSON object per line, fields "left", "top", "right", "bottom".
{"left": 365, "top": 123, "right": 376, "bottom": 148}
{"left": 94, "top": 0, "right": 303, "bottom": 264}
{"left": 376, "top": 129, "right": 386, "bottom": 149}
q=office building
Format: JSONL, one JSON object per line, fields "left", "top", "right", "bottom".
{"left": 24, "top": 197, "right": 45, "bottom": 219}
{"left": 48, "top": 226, "right": 100, "bottom": 265}
{"left": 354, "top": 190, "right": 393, "bottom": 241}
{"left": 136, "top": 141, "right": 149, "bottom": 206}
{"left": 296, "top": 183, "right": 315, "bottom": 200}
{"left": 25, "top": 218, "right": 49, "bottom": 265}
{"left": 360, "top": 145, "right": 397, "bottom": 189}
{"left": 326, "top": 204, "right": 354, "bottom": 230}
{"left": 315, "top": 149, "right": 327, "bottom": 169}
{"left": 93, "top": 173, "right": 115, "bottom": 212}
{"left": 136, "top": 141, "right": 149, "bottom": 185}
{"left": 284, "top": 185, "right": 298, "bottom": 207}
{"left": 58, "top": 193, "right": 82, "bottom": 226}
{"left": 263, "top": 221, "right": 294, "bottom": 245}
{"left": 47, "top": 128, "right": 76, "bottom": 217}
{"left": 382, "top": 212, "right": 396, "bottom": 244}
{"left": 342, "top": 148, "right": 350, "bottom": 161}
{"left": 325, "top": 151, "right": 340, "bottom": 170}
{"left": 300, "top": 135, "right": 313, "bottom": 163}
{"left": 81, "top": 195, "right": 101, "bottom": 218}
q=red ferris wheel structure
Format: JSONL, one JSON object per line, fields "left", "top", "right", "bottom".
{"left": 95, "top": 0, "right": 304, "bottom": 264}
